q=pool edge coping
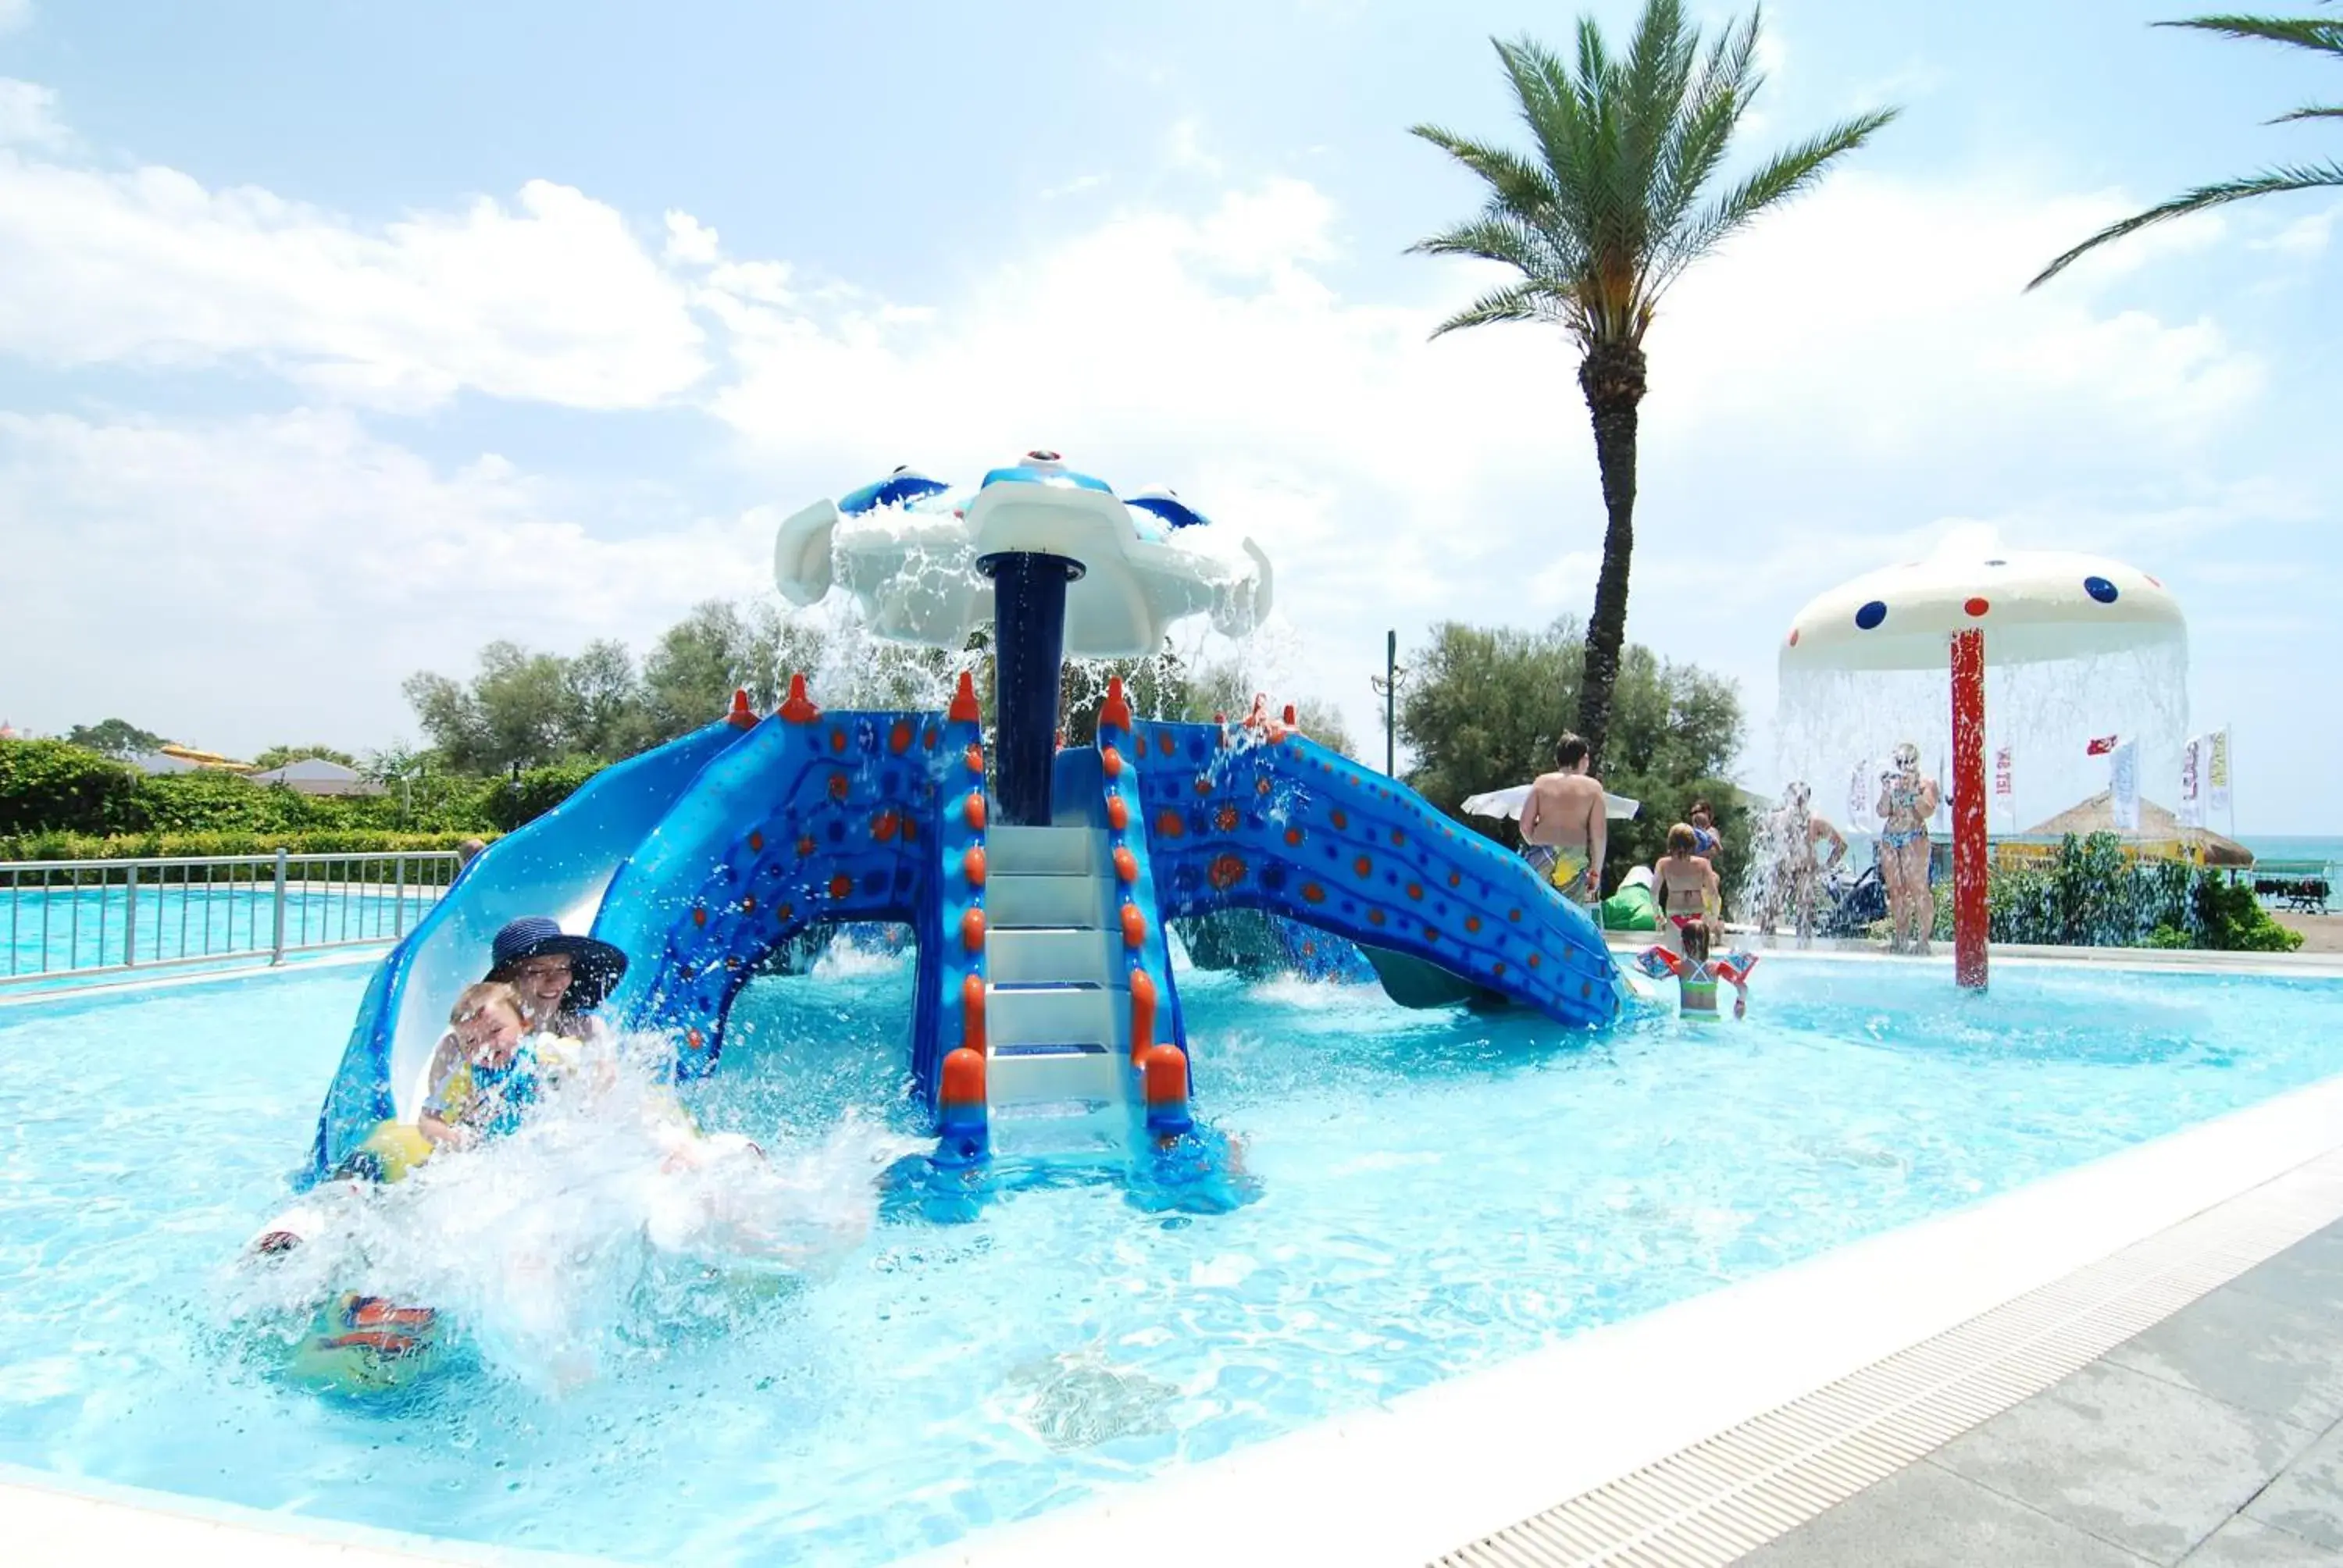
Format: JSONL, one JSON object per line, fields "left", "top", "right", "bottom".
{"left": 897, "top": 1066, "right": 2343, "bottom": 1568}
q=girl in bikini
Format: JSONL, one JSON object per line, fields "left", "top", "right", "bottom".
{"left": 1651, "top": 822, "right": 1721, "bottom": 955}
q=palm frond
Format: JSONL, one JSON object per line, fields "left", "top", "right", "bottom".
{"left": 1407, "top": 212, "right": 1582, "bottom": 281}
{"left": 1496, "top": 36, "right": 1615, "bottom": 269}
{"left": 1408, "top": 121, "right": 1563, "bottom": 219}
{"left": 1615, "top": 0, "right": 1698, "bottom": 216}
{"left": 1656, "top": 106, "right": 1900, "bottom": 287}
{"left": 2273, "top": 103, "right": 2343, "bottom": 121}
{"left": 1647, "top": 14, "right": 1761, "bottom": 242}
{"left": 2027, "top": 162, "right": 2343, "bottom": 287}
{"left": 1428, "top": 280, "right": 1571, "bottom": 339}
{"left": 2159, "top": 12, "right": 2343, "bottom": 56}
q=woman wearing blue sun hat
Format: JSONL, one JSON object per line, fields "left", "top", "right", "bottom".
{"left": 483, "top": 915, "right": 628, "bottom": 1047}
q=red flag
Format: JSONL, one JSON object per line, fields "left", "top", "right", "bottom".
{"left": 2086, "top": 734, "right": 2119, "bottom": 756}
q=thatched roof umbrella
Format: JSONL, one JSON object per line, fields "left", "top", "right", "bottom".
{"left": 2022, "top": 791, "right": 2254, "bottom": 868}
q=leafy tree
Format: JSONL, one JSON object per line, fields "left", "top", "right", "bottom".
{"left": 634, "top": 601, "right": 755, "bottom": 747}
{"left": 2033, "top": 5, "right": 2343, "bottom": 286}
{"left": 0, "top": 739, "right": 141, "bottom": 835}
{"left": 1182, "top": 655, "right": 1357, "bottom": 758}
{"left": 404, "top": 640, "right": 602, "bottom": 774}
{"left": 66, "top": 718, "right": 169, "bottom": 759}
{"left": 1394, "top": 616, "right": 1745, "bottom": 886}
{"left": 251, "top": 744, "right": 359, "bottom": 772}
{"left": 565, "top": 640, "right": 641, "bottom": 760}
{"left": 1409, "top": 1, "right": 1893, "bottom": 766}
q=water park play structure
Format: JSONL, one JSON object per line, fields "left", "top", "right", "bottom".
{"left": 305, "top": 454, "right": 1626, "bottom": 1197}
{"left": 1779, "top": 549, "right": 2186, "bottom": 989}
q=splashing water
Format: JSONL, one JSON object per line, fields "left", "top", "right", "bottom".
{"left": 222, "top": 1042, "right": 920, "bottom": 1395}
{"left": 1775, "top": 643, "right": 2191, "bottom": 842}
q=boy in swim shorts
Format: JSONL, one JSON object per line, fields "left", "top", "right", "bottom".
{"left": 1519, "top": 733, "right": 1607, "bottom": 904}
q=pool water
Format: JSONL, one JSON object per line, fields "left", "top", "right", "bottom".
{"left": 1, "top": 957, "right": 2337, "bottom": 1565}
{"left": 3, "top": 882, "right": 441, "bottom": 978}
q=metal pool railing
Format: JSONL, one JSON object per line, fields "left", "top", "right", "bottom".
{"left": 1, "top": 850, "right": 462, "bottom": 986}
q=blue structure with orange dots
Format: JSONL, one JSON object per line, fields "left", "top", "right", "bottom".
{"left": 308, "top": 459, "right": 1624, "bottom": 1182}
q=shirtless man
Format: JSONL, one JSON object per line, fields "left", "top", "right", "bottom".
{"left": 1518, "top": 733, "right": 1607, "bottom": 905}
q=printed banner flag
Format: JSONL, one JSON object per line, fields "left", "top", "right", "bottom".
{"left": 2178, "top": 735, "right": 2206, "bottom": 829}
{"left": 2110, "top": 739, "right": 2142, "bottom": 831}
{"left": 2086, "top": 733, "right": 2120, "bottom": 757}
{"left": 2208, "top": 728, "right": 2232, "bottom": 818}
{"left": 1993, "top": 744, "right": 2013, "bottom": 798}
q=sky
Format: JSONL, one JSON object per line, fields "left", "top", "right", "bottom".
{"left": 0, "top": 0, "right": 2334, "bottom": 830}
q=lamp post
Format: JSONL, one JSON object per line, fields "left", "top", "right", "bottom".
{"left": 1368, "top": 629, "right": 1407, "bottom": 777}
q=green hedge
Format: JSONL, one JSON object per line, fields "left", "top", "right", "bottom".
{"left": 1, "top": 829, "right": 493, "bottom": 864}
{"left": 483, "top": 761, "right": 604, "bottom": 832}
{"left": 0, "top": 738, "right": 602, "bottom": 842}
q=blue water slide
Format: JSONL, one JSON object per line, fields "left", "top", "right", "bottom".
{"left": 308, "top": 717, "right": 751, "bottom": 1179}
{"left": 588, "top": 702, "right": 980, "bottom": 1096}
{"left": 1134, "top": 721, "right": 1625, "bottom": 1028}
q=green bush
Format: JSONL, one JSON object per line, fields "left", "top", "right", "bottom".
{"left": 1987, "top": 833, "right": 2302, "bottom": 952}
{"left": 2189, "top": 871, "right": 2304, "bottom": 953}
{"left": 482, "top": 761, "right": 605, "bottom": 832}
{"left": 130, "top": 769, "right": 316, "bottom": 832}
{"left": 0, "top": 739, "right": 142, "bottom": 836}
{"left": 1, "top": 829, "right": 491, "bottom": 864}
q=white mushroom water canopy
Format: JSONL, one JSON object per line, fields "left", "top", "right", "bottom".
{"left": 1775, "top": 545, "right": 2191, "bottom": 834}
{"left": 1780, "top": 550, "right": 2185, "bottom": 674}
{"left": 772, "top": 457, "right": 1274, "bottom": 659}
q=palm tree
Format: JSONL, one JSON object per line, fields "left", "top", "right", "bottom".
{"left": 2031, "top": 6, "right": 2343, "bottom": 287}
{"left": 1410, "top": 1, "right": 1895, "bottom": 768}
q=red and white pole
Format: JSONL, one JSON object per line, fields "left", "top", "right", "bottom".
{"left": 1950, "top": 628, "right": 1989, "bottom": 989}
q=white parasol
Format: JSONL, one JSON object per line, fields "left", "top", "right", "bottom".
{"left": 1460, "top": 784, "right": 1641, "bottom": 821}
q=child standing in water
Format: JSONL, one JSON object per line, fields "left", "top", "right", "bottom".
{"left": 1638, "top": 922, "right": 1757, "bottom": 1021}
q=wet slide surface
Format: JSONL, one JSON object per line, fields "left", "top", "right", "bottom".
{"left": 1135, "top": 721, "right": 1624, "bottom": 1028}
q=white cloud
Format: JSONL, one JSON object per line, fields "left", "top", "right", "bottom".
{"left": 1039, "top": 173, "right": 1107, "bottom": 201}
{"left": 0, "top": 409, "right": 768, "bottom": 752}
{"left": 0, "top": 91, "right": 2324, "bottom": 819}
{"left": 680, "top": 165, "right": 2273, "bottom": 772}
{"left": 0, "top": 152, "right": 708, "bottom": 411}
{"left": 0, "top": 80, "right": 64, "bottom": 148}
{"left": 663, "top": 209, "right": 721, "bottom": 266}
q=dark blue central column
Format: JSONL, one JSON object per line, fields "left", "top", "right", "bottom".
{"left": 977, "top": 551, "right": 1085, "bottom": 826}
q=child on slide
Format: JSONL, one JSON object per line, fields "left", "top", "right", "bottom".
{"left": 1637, "top": 921, "right": 1757, "bottom": 1021}
{"left": 419, "top": 982, "right": 569, "bottom": 1151}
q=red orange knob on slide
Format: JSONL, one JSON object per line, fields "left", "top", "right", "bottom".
{"left": 940, "top": 1046, "right": 986, "bottom": 1107}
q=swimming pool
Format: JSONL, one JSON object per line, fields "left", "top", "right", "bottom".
{"left": 2, "top": 956, "right": 2337, "bottom": 1565}
{"left": 2, "top": 881, "right": 442, "bottom": 980}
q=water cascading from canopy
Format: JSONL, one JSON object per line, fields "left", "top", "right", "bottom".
{"left": 1778, "top": 545, "right": 2188, "bottom": 988}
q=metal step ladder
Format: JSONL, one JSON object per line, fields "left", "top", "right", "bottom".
{"left": 981, "top": 824, "right": 1130, "bottom": 1131}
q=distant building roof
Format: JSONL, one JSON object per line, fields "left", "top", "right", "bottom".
{"left": 248, "top": 757, "right": 381, "bottom": 796}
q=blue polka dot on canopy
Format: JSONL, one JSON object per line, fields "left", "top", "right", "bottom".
{"left": 1854, "top": 599, "right": 1888, "bottom": 630}
{"left": 2084, "top": 576, "right": 2119, "bottom": 604}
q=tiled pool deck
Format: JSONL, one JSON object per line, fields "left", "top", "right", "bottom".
{"left": 1746, "top": 1219, "right": 2343, "bottom": 1566}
